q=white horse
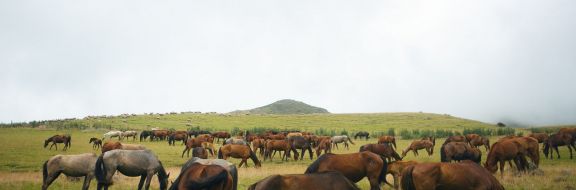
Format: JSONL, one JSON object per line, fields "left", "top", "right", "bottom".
{"left": 331, "top": 135, "right": 355, "bottom": 150}
{"left": 42, "top": 153, "right": 98, "bottom": 190}
{"left": 103, "top": 131, "right": 122, "bottom": 140}
{"left": 121, "top": 131, "right": 138, "bottom": 141}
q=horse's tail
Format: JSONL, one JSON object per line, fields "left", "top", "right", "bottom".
{"left": 440, "top": 144, "right": 447, "bottom": 162}
{"left": 378, "top": 155, "right": 389, "bottom": 186}
{"left": 230, "top": 165, "right": 238, "bottom": 190}
{"left": 401, "top": 165, "right": 416, "bottom": 190}
{"left": 186, "top": 168, "right": 228, "bottom": 190}
{"left": 348, "top": 137, "right": 355, "bottom": 145}
{"left": 392, "top": 151, "right": 403, "bottom": 161}
{"left": 157, "top": 161, "right": 169, "bottom": 190}
{"left": 359, "top": 145, "right": 365, "bottom": 152}
{"left": 67, "top": 135, "right": 71, "bottom": 148}
{"left": 392, "top": 139, "right": 397, "bottom": 149}
{"left": 217, "top": 147, "right": 223, "bottom": 159}
{"left": 42, "top": 160, "right": 48, "bottom": 185}
{"left": 95, "top": 155, "right": 106, "bottom": 184}
{"left": 305, "top": 154, "right": 330, "bottom": 174}
{"left": 249, "top": 148, "right": 261, "bottom": 167}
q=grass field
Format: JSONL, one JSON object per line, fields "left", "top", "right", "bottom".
{"left": 0, "top": 126, "right": 575, "bottom": 190}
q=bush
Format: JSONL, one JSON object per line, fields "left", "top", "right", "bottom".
{"left": 400, "top": 129, "right": 413, "bottom": 139}
{"left": 387, "top": 128, "right": 396, "bottom": 136}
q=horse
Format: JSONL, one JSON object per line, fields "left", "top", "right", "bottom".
{"left": 42, "top": 153, "right": 98, "bottom": 190}
{"left": 286, "top": 132, "right": 303, "bottom": 139}
{"left": 223, "top": 137, "right": 249, "bottom": 146}
{"left": 559, "top": 127, "right": 576, "bottom": 143}
{"left": 188, "top": 130, "right": 211, "bottom": 138}
{"left": 469, "top": 136, "right": 490, "bottom": 151}
{"left": 498, "top": 136, "right": 540, "bottom": 167}
{"left": 264, "top": 140, "right": 296, "bottom": 161}
{"left": 252, "top": 138, "right": 266, "bottom": 157}
{"left": 402, "top": 140, "right": 435, "bottom": 158}
{"left": 102, "top": 131, "right": 122, "bottom": 141}
{"left": 101, "top": 141, "right": 146, "bottom": 154}
{"left": 212, "top": 131, "right": 231, "bottom": 143}
{"left": 218, "top": 144, "right": 261, "bottom": 168}
{"left": 95, "top": 149, "right": 170, "bottom": 190}
{"left": 121, "top": 130, "right": 138, "bottom": 141}
{"left": 401, "top": 161, "right": 504, "bottom": 190}
{"left": 248, "top": 171, "right": 360, "bottom": 190}
{"left": 192, "top": 147, "right": 209, "bottom": 159}
{"left": 484, "top": 140, "right": 529, "bottom": 178}
{"left": 315, "top": 138, "right": 332, "bottom": 157}
{"left": 44, "top": 135, "right": 71, "bottom": 151}
{"left": 266, "top": 134, "right": 286, "bottom": 140}
{"left": 289, "top": 135, "right": 314, "bottom": 160}
{"left": 465, "top": 133, "right": 481, "bottom": 143}
{"left": 140, "top": 130, "right": 153, "bottom": 142}
{"left": 182, "top": 137, "right": 210, "bottom": 158}
{"left": 331, "top": 135, "right": 355, "bottom": 150}
{"left": 360, "top": 143, "right": 402, "bottom": 162}
{"left": 89, "top": 137, "right": 102, "bottom": 150}
{"left": 354, "top": 131, "right": 370, "bottom": 140}
{"left": 151, "top": 130, "right": 170, "bottom": 141}
{"left": 169, "top": 157, "right": 238, "bottom": 190}
{"left": 543, "top": 133, "right": 575, "bottom": 159}
{"left": 305, "top": 151, "right": 388, "bottom": 190}
{"left": 168, "top": 133, "right": 188, "bottom": 146}
{"left": 378, "top": 136, "right": 396, "bottom": 149}
{"left": 443, "top": 135, "right": 466, "bottom": 143}
{"left": 440, "top": 142, "right": 481, "bottom": 164}
{"left": 528, "top": 133, "right": 549, "bottom": 143}
{"left": 202, "top": 142, "right": 217, "bottom": 157}
{"left": 386, "top": 161, "right": 419, "bottom": 190}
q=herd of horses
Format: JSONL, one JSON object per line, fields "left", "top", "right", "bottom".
{"left": 40, "top": 127, "right": 576, "bottom": 190}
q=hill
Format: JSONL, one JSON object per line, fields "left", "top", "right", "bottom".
{"left": 230, "top": 99, "right": 329, "bottom": 115}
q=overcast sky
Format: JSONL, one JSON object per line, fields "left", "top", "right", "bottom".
{"left": 1, "top": 0, "right": 575, "bottom": 126}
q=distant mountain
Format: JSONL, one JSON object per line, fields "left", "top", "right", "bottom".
{"left": 230, "top": 99, "right": 329, "bottom": 114}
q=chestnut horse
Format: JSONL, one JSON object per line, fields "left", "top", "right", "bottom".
{"left": 469, "top": 136, "right": 490, "bottom": 151}
{"left": 378, "top": 136, "right": 396, "bottom": 149}
{"left": 315, "top": 138, "right": 332, "bottom": 157}
{"left": 182, "top": 137, "right": 209, "bottom": 158}
{"left": 543, "top": 133, "right": 575, "bottom": 159}
{"left": 498, "top": 136, "right": 540, "bottom": 167}
{"left": 401, "top": 161, "right": 504, "bottom": 190}
{"left": 101, "top": 141, "right": 146, "bottom": 154}
{"left": 264, "top": 140, "right": 296, "bottom": 161}
{"left": 248, "top": 171, "right": 360, "bottom": 190}
{"left": 360, "top": 143, "right": 402, "bottom": 162}
{"left": 484, "top": 140, "right": 529, "bottom": 178}
{"left": 528, "top": 133, "right": 549, "bottom": 143}
{"left": 44, "top": 135, "right": 71, "bottom": 151}
{"left": 444, "top": 135, "right": 466, "bottom": 143}
{"left": 440, "top": 142, "right": 481, "bottom": 163}
{"left": 402, "top": 140, "right": 435, "bottom": 158}
{"left": 305, "top": 151, "right": 388, "bottom": 190}
{"left": 218, "top": 144, "right": 261, "bottom": 168}
{"left": 89, "top": 137, "right": 102, "bottom": 150}
{"left": 386, "top": 161, "right": 419, "bottom": 190}
{"left": 251, "top": 138, "right": 266, "bottom": 157}
{"left": 212, "top": 131, "right": 231, "bottom": 143}
{"left": 151, "top": 130, "right": 170, "bottom": 141}
{"left": 169, "top": 158, "right": 237, "bottom": 190}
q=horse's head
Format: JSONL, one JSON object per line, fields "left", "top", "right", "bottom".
{"left": 484, "top": 162, "right": 497, "bottom": 173}
{"left": 542, "top": 141, "right": 550, "bottom": 157}
{"left": 401, "top": 149, "right": 409, "bottom": 158}
{"left": 44, "top": 139, "right": 50, "bottom": 148}
{"left": 89, "top": 138, "right": 96, "bottom": 143}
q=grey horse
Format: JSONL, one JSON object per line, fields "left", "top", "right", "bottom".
{"left": 95, "top": 149, "right": 170, "bottom": 190}
{"left": 331, "top": 135, "right": 355, "bottom": 150}
{"left": 223, "top": 137, "right": 249, "bottom": 146}
{"left": 42, "top": 153, "right": 98, "bottom": 190}
{"left": 169, "top": 157, "right": 238, "bottom": 190}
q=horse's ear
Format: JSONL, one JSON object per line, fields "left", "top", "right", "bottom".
{"left": 167, "top": 172, "right": 170, "bottom": 178}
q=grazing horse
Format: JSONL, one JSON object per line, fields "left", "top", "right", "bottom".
{"left": 151, "top": 130, "right": 170, "bottom": 141}
{"left": 121, "top": 131, "right": 138, "bottom": 141}
{"left": 188, "top": 130, "right": 211, "bottom": 138}
{"left": 252, "top": 138, "right": 266, "bottom": 157}
{"left": 378, "top": 136, "right": 396, "bottom": 149}
{"left": 354, "top": 131, "right": 370, "bottom": 140}
{"left": 202, "top": 142, "right": 216, "bottom": 157}
{"left": 402, "top": 140, "right": 435, "bottom": 158}
{"left": 331, "top": 135, "right": 355, "bottom": 150}
{"left": 440, "top": 142, "right": 481, "bottom": 163}
{"left": 218, "top": 144, "right": 261, "bottom": 168}
{"left": 89, "top": 137, "right": 102, "bottom": 150}
{"left": 484, "top": 140, "right": 529, "bottom": 178}
{"left": 444, "top": 135, "right": 466, "bottom": 144}
{"left": 248, "top": 171, "right": 360, "bottom": 190}
{"left": 168, "top": 133, "right": 188, "bottom": 146}
{"left": 465, "top": 133, "right": 481, "bottom": 143}
{"left": 264, "top": 140, "right": 296, "bottom": 161}
{"left": 315, "top": 138, "right": 332, "bottom": 157}
{"left": 286, "top": 132, "right": 303, "bottom": 139}
{"left": 44, "top": 135, "right": 71, "bottom": 151}
{"left": 192, "top": 147, "right": 209, "bottom": 159}
{"left": 102, "top": 131, "right": 122, "bottom": 141}
{"left": 401, "top": 161, "right": 504, "bottom": 190}
{"left": 559, "top": 127, "right": 576, "bottom": 143}
{"left": 386, "top": 161, "right": 419, "bottom": 190}
{"left": 95, "top": 149, "right": 170, "bottom": 190}
{"left": 528, "top": 133, "right": 549, "bottom": 143}
{"left": 543, "top": 133, "right": 575, "bottom": 159}
{"left": 140, "top": 130, "right": 153, "bottom": 142}
{"left": 224, "top": 137, "right": 249, "bottom": 145}
{"left": 182, "top": 138, "right": 209, "bottom": 158}
{"left": 469, "top": 136, "right": 490, "bottom": 151}
{"left": 42, "top": 153, "right": 98, "bottom": 190}
{"left": 360, "top": 143, "right": 402, "bottom": 162}
{"left": 212, "top": 131, "right": 231, "bottom": 143}
{"left": 169, "top": 157, "right": 238, "bottom": 190}
{"left": 289, "top": 136, "right": 314, "bottom": 160}
{"left": 101, "top": 141, "right": 146, "bottom": 154}
{"left": 499, "top": 136, "right": 540, "bottom": 167}
{"left": 305, "top": 151, "right": 388, "bottom": 190}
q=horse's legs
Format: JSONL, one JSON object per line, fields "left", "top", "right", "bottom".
{"left": 42, "top": 171, "right": 61, "bottom": 190}
{"left": 568, "top": 145, "right": 573, "bottom": 159}
{"left": 555, "top": 146, "right": 561, "bottom": 159}
{"left": 344, "top": 142, "right": 349, "bottom": 150}
{"left": 499, "top": 160, "right": 505, "bottom": 178}
{"left": 137, "top": 174, "right": 146, "bottom": 190}
{"left": 82, "top": 175, "right": 92, "bottom": 190}
{"left": 143, "top": 173, "right": 153, "bottom": 190}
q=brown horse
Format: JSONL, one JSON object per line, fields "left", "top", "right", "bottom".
{"left": 202, "top": 142, "right": 216, "bottom": 157}
{"left": 440, "top": 142, "right": 481, "bottom": 163}
{"left": 248, "top": 171, "right": 360, "bottom": 190}
{"left": 444, "top": 135, "right": 466, "bottom": 143}
{"left": 169, "top": 158, "right": 237, "bottom": 190}
{"left": 101, "top": 141, "right": 146, "bottom": 154}
{"left": 44, "top": 135, "right": 71, "bottom": 151}
{"left": 305, "top": 151, "right": 388, "bottom": 190}
{"left": 168, "top": 133, "right": 188, "bottom": 146}
{"left": 152, "top": 130, "right": 170, "bottom": 141}
{"left": 192, "top": 147, "right": 209, "bottom": 159}
{"left": 266, "top": 134, "right": 286, "bottom": 140}
{"left": 402, "top": 161, "right": 504, "bottom": 190}
{"left": 465, "top": 133, "right": 480, "bottom": 143}
{"left": 89, "top": 137, "right": 102, "bottom": 150}
{"left": 484, "top": 140, "right": 529, "bottom": 178}
{"left": 264, "top": 140, "right": 296, "bottom": 161}
{"left": 360, "top": 143, "right": 402, "bottom": 162}
{"left": 498, "top": 136, "right": 540, "bottom": 167}
{"left": 378, "top": 136, "right": 396, "bottom": 149}
{"left": 212, "top": 131, "right": 231, "bottom": 143}
{"left": 182, "top": 138, "right": 209, "bottom": 158}
{"left": 469, "top": 136, "right": 490, "bottom": 151}
{"left": 252, "top": 138, "right": 266, "bottom": 157}
{"left": 543, "top": 133, "right": 575, "bottom": 159}
{"left": 289, "top": 136, "right": 314, "bottom": 160}
{"left": 402, "top": 140, "right": 435, "bottom": 158}
{"left": 559, "top": 127, "right": 576, "bottom": 143}
{"left": 528, "top": 133, "right": 549, "bottom": 143}
{"left": 315, "top": 138, "right": 332, "bottom": 157}
{"left": 218, "top": 144, "right": 261, "bottom": 168}
{"left": 387, "top": 161, "right": 419, "bottom": 190}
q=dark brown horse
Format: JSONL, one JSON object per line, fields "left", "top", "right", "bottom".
{"left": 484, "top": 140, "right": 529, "bottom": 178}
{"left": 89, "top": 137, "right": 102, "bottom": 150}
{"left": 360, "top": 143, "right": 402, "bottom": 162}
{"left": 151, "top": 130, "right": 170, "bottom": 141}
{"left": 440, "top": 142, "right": 481, "bottom": 163}
{"left": 44, "top": 135, "right": 71, "bottom": 151}
{"left": 402, "top": 140, "right": 435, "bottom": 158}
{"left": 168, "top": 133, "right": 188, "bottom": 146}
{"left": 169, "top": 158, "right": 237, "bottom": 190}
{"left": 212, "top": 131, "right": 231, "bottom": 143}
{"left": 315, "top": 138, "right": 332, "bottom": 157}
{"left": 378, "top": 136, "right": 396, "bottom": 149}
{"left": 528, "top": 133, "right": 549, "bottom": 143}
{"left": 387, "top": 161, "right": 419, "bottom": 190}
{"left": 402, "top": 161, "right": 504, "bottom": 190}
{"left": 559, "top": 127, "right": 576, "bottom": 143}
{"left": 354, "top": 131, "right": 370, "bottom": 140}
{"left": 499, "top": 136, "right": 540, "bottom": 167}
{"left": 543, "top": 133, "right": 575, "bottom": 159}
{"left": 305, "top": 151, "right": 388, "bottom": 190}
{"left": 218, "top": 144, "right": 261, "bottom": 168}
{"left": 289, "top": 136, "right": 314, "bottom": 160}
{"left": 248, "top": 171, "right": 360, "bottom": 190}
{"left": 182, "top": 138, "right": 209, "bottom": 158}
{"left": 469, "top": 136, "right": 490, "bottom": 151}
{"left": 264, "top": 140, "right": 296, "bottom": 161}
{"left": 465, "top": 133, "right": 480, "bottom": 143}
{"left": 251, "top": 138, "right": 266, "bottom": 157}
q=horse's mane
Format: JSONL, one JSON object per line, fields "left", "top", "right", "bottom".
{"left": 157, "top": 161, "right": 168, "bottom": 190}
{"left": 305, "top": 153, "right": 333, "bottom": 174}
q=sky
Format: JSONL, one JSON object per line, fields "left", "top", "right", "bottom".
{"left": 1, "top": 0, "right": 575, "bottom": 126}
